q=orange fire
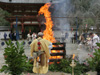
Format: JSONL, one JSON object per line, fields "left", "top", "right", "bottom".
{"left": 51, "top": 50, "right": 64, "bottom": 53}
{"left": 72, "top": 54, "right": 75, "bottom": 60}
{"left": 51, "top": 56, "right": 57, "bottom": 59}
{"left": 38, "top": 3, "right": 56, "bottom": 43}
{"left": 49, "top": 56, "right": 63, "bottom": 59}
{"left": 51, "top": 50, "right": 57, "bottom": 53}
{"left": 57, "top": 56, "right": 63, "bottom": 59}
{"left": 49, "top": 62, "right": 60, "bottom": 64}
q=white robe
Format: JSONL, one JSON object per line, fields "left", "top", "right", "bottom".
{"left": 92, "top": 34, "right": 99, "bottom": 47}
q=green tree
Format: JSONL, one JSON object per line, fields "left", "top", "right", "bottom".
{"left": 89, "top": 0, "right": 100, "bottom": 34}
{"left": 69, "top": 0, "right": 100, "bottom": 34}
{"left": 0, "top": 40, "right": 32, "bottom": 75}
{"left": 0, "top": 8, "right": 11, "bottom": 26}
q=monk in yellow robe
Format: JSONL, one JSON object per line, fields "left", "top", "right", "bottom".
{"left": 30, "top": 32, "right": 52, "bottom": 74}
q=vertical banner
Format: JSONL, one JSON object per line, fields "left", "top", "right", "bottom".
{"left": 76, "top": 17, "right": 79, "bottom": 41}
{"left": 15, "top": 16, "right": 20, "bottom": 40}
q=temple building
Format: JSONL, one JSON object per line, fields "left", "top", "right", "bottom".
{"left": 0, "top": 0, "right": 50, "bottom": 39}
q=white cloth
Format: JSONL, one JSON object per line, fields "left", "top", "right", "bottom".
{"left": 32, "top": 34, "right": 37, "bottom": 40}
{"left": 48, "top": 43, "right": 53, "bottom": 50}
{"left": 61, "top": 32, "right": 65, "bottom": 38}
{"left": 48, "top": 42, "right": 52, "bottom": 62}
{"left": 92, "top": 34, "right": 99, "bottom": 47}
{"left": 27, "top": 34, "right": 31, "bottom": 38}
{"left": 0, "top": 33, "right": 1, "bottom": 40}
{"left": 32, "top": 34, "right": 36, "bottom": 38}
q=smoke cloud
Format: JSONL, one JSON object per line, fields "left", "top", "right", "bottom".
{"left": 51, "top": 0, "right": 71, "bottom": 32}
{"left": 49, "top": 0, "right": 73, "bottom": 42}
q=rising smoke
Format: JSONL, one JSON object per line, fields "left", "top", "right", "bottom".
{"left": 52, "top": 0, "right": 71, "bottom": 30}
{"left": 50, "top": 0, "right": 73, "bottom": 41}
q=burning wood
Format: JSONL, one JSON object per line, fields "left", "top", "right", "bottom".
{"left": 49, "top": 43, "right": 66, "bottom": 64}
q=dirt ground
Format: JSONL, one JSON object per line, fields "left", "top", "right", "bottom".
{"left": 24, "top": 71, "right": 97, "bottom": 75}
{"left": 0, "top": 42, "right": 97, "bottom": 75}
{"left": 0, "top": 71, "right": 96, "bottom": 75}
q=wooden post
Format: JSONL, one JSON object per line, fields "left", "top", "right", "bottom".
{"left": 37, "top": 15, "right": 41, "bottom": 32}
{"left": 22, "top": 17, "right": 24, "bottom": 39}
{"left": 10, "top": 23, "right": 13, "bottom": 33}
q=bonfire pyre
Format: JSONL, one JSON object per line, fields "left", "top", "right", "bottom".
{"left": 38, "top": 3, "right": 66, "bottom": 64}
{"left": 49, "top": 43, "right": 66, "bottom": 64}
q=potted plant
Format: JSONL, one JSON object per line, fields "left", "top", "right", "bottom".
{"left": 87, "top": 43, "right": 100, "bottom": 75}
{"left": 0, "top": 40, "right": 31, "bottom": 75}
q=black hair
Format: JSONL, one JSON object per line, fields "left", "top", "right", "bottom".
{"left": 89, "top": 32, "right": 93, "bottom": 36}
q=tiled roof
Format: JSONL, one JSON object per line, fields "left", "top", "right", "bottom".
{"left": 0, "top": 0, "right": 49, "bottom": 3}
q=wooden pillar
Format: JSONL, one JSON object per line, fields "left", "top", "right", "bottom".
{"left": 11, "top": 23, "right": 13, "bottom": 29}
{"left": 10, "top": 23, "right": 13, "bottom": 33}
{"left": 37, "top": 15, "right": 41, "bottom": 32}
{"left": 21, "top": 17, "right": 25, "bottom": 39}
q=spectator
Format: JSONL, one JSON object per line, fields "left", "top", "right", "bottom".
{"left": 65, "top": 31, "right": 69, "bottom": 39}
{"left": 32, "top": 32, "right": 37, "bottom": 40}
{"left": 14, "top": 32, "right": 16, "bottom": 41}
{"left": 89, "top": 32, "right": 100, "bottom": 52}
{"left": 4, "top": 32, "right": 7, "bottom": 41}
{"left": 9, "top": 32, "right": 13, "bottom": 40}
{"left": 79, "top": 34, "right": 85, "bottom": 44}
{"left": 83, "top": 31, "right": 88, "bottom": 40}
{"left": 60, "top": 31, "right": 65, "bottom": 42}
{"left": 27, "top": 33, "right": 31, "bottom": 41}
{"left": 12, "top": 32, "right": 14, "bottom": 41}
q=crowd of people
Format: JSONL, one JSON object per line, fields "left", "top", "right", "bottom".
{"left": 2, "top": 32, "right": 37, "bottom": 41}
{"left": 3, "top": 32, "right": 17, "bottom": 41}
{"left": 78, "top": 32, "right": 100, "bottom": 52}
{"left": 60, "top": 31, "right": 100, "bottom": 52}
{"left": 27, "top": 32, "right": 37, "bottom": 41}
{"left": 2, "top": 31, "right": 100, "bottom": 53}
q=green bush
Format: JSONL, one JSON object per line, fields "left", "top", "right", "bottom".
{"left": 87, "top": 43, "right": 100, "bottom": 72}
{"left": 74, "top": 61, "right": 90, "bottom": 75}
{"left": 49, "top": 58, "right": 89, "bottom": 75}
{"left": 0, "top": 40, "right": 33, "bottom": 75}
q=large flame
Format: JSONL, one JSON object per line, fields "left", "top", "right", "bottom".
{"left": 38, "top": 3, "right": 56, "bottom": 43}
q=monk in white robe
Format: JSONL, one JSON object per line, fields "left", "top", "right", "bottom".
{"left": 89, "top": 33, "right": 99, "bottom": 52}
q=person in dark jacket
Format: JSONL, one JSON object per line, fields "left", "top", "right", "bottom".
{"left": 14, "top": 32, "right": 16, "bottom": 41}
{"left": 4, "top": 32, "right": 7, "bottom": 41}
{"left": 9, "top": 32, "right": 13, "bottom": 40}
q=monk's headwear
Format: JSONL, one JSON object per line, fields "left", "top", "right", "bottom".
{"left": 38, "top": 32, "right": 44, "bottom": 36}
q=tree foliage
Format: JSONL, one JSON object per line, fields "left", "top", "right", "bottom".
{"left": 0, "top": 40, "right": 33, "bottom": 75}
{"left": 0, "top": 8, "right": 11, "bottom": 26}
{"left": 69, "top": 0, "right": 100, "bottom": 33}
